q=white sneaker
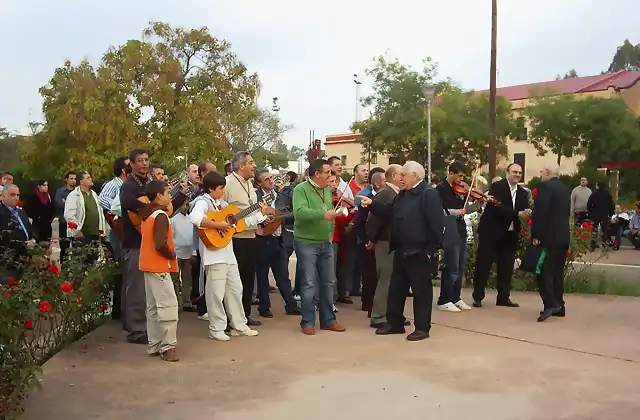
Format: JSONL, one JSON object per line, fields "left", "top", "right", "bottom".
{"left": 437, "top": 302, "right": 461, "bottom": 312}
{"left": 454, "top": 300, "right": 472, "bottom": 310}
{"left": 293, "top": 294, "right": 301, "bottom": 301}
{"left": 209, "top": 331, "right": 230, "bottom": 341}
{"left": 333, "top": 304, "right": 339, "bottom": 313}
{"left": 230, "top": 328, "right": 259, "bottom": 337}
{"left": 198, "top": 313, "right": 209, "bottom": 321}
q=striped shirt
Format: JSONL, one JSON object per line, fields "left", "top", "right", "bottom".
{"left": 98, "top": 177, "right": 123, "bottom": 211}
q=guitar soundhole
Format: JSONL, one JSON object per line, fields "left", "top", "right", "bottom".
{"left": 226, "top": 215, "right": 237, "bottom": 227}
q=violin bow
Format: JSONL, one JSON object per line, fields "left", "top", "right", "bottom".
{"left": 463, "top": 165, "right": 481, "bottom": 209}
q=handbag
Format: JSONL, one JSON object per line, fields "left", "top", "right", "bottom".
{"left": 519, "top": 244, "right": 543, "bottom": 273}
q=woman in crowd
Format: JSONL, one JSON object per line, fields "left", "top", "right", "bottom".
{"left": 24, "top": 179, "right": 55, "bottom": 244}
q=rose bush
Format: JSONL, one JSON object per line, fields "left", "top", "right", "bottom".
{"left": 465, "top": 189, "right": 592, "bottom": 290}
{"left": 0, "top": 241, "right": 116, "bottom": 418}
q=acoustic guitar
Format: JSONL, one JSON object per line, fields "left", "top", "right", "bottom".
{"left": 128, "top": 197, "right": 174, "bottom": 233}
{"left": 197, "top": 195, "right": 274, "bottom": 249}
{"left": 256, "top": 210, "right": 293, "bottom": 236}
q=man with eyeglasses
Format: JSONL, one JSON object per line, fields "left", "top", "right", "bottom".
{"left": 472, "top": 163, "right": 531, "bottom": 308}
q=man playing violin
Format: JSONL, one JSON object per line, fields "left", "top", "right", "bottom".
{"left": 435, "top": 161, "right": 473, "bottom": 312}
{"left": 472, "top": 163, "right": 531, "bottom": 308}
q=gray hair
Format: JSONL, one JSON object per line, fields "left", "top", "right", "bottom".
{"left": 371, "top": 172, "right": 385, "bottom": 186}
{"left": 402, "top": 161, "right": 425, "bottom": 180}
{"left": 1, "top": 184, "right": 17, "bottom": 197}
{"left": 541, "top": 163, "right": 560, "bottom": 176}
{"left": 231, "top": 151, "right": 251, "bottom": 172}
{"left": 254, "top": 168, "right": 270, "bottom": 185}
{"left": 491, "top": 176, "right": 502, "bottom": 183}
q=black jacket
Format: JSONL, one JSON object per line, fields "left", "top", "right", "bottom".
{"left": 531, "top": 177, "right": 570, "bottom": 247}
{"left": 587, "top": 189, "right": 615, "bottom": 222}
{"left": 0, "top": 204, "right": 35, "bottom": 271}
{"left": 478, "top": 178, "right": 530, "bottom": 244}
{"left": 370, "top": 181, "right": 444, "bottom": 256}
{"left": 366, "top": 185, "right": 398, "bottom": 243}
{"left": 256, "top": 187, "right": 293, "bottom": 234}
{"left": 436, "top": 180, "right": 467, "bottom": 241}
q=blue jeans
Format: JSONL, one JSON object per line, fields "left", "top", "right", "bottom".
{"left": 294, "top": 240, "right": 336, "bottom": 328}
{"left": 438, "top": 242, "right": 468, "bottom": 305}
{"left": 256, "top": 235, "right": 298, "bottom": 313}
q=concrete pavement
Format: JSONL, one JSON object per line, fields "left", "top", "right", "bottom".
{"left": 23, "top": 289, "right": 640, "bottom": 420}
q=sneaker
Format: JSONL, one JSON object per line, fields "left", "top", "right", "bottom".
{"left": 437, "top": 302, "right": 461, "bottom": 312}
{"left": 454, "top": 300, "right": 472, "bottom": 310}
{"left": 209, "top": 331, "right": 230, "bottom": 341}
{"left": 230, "top": 328, "right": 259, "bottom": 337}
{"left": 333, "top": 304, "right": 339, "bottom": 313}
{"left": 198, "top": 313, "right": 209, "bottom": 321}
{"left": 293, "top": 294, "right": 301, "bottom": 302}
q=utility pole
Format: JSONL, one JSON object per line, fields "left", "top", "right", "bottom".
{"left": 488, "top": 0, "right": 498, "bottom": 182}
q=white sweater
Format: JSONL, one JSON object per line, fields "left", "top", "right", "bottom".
{"left": 63, "top": 187, "right": 106, "bottom": 237}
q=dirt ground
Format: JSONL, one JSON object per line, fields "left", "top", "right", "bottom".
{"left": 22, "top": 288, "right": 640, "bottom": 420}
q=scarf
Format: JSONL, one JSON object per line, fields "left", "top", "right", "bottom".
{"left": 36, "top": 188, "right": 50, "bottom": 205}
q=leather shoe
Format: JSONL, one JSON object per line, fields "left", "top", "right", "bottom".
{"left": 537, "top": 307, "right": 560, "bottom": 322}
{"left": 246, "top": 317, "right": 262, "bottom": 326}
{"left": 540, "top": 306, "right": 565, "bottom": 317}
{"left": 321, "top": 323, "right": 346, "bottom": 332}
{"left": 259, "top": 310, "right": 274, "bottom": 318}
{"left": 375, "top": 325, "right": 405, "bottom": 335}
{"left": 472, "top": 301, "right": 483, "bottom": 308}
{"left": 496, "top": 300, "right": 519, "bottom": 308}
{"left": 285, "top": 308, "right": 302, "bottom": 315}
{"left": 407, "top": 330, "right": 429, "bottom": 341}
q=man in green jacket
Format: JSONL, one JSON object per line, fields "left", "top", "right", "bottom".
{"left": 293, "top": 159, "right": 347, "bottom": 335}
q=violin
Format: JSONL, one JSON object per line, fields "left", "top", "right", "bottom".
{"left": 453, "top": 182, "right": 501, "bottom": 206}
{"left": 332, "top": 190, "right": 356, "bottom": 209}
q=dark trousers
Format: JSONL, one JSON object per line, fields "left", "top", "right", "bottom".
{"left": 233, "top": 237, "right": 257, "bottom": 317}
{"left": 360, "top": 247, "right": 377, "bottom": 310}
{"left": 537, "top": 245, "right": 568, "bottom": 310}
{"left": 191, "top": 252, "right": 207, "bottom": 316}
{"left": 255, "top": 234, "right": 298, "bottom": 313}
{"left": 472, "top": 235, "right": 517, "bottom": 303}
{"left": 591, "top": 218, "right": 610, "bottom": 248}
{"left": 58, "top": 222, "right": 70, "bottom": 265}
{"left": 386, "top": 251, "right": 436, "bottom": 333}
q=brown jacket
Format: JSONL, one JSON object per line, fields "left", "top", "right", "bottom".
{"left": 365, "top": 185, "right": 398, "bottom": 243}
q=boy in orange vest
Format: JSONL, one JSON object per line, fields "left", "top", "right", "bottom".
{"left": 138, "top": 180, "right": 179, "bottom": 362}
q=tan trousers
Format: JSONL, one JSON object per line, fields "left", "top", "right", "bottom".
{"left": 371, "top": 241, "right": 394, "bottom": 324}
{"left": 144, "top": 272, "right": 179, "bottom": 354}
{"left": 205, "top": 263, "right": 250, "bottom": 334}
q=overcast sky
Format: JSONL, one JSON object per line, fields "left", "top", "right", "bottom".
{"left": 1, "top": 0, "right": 638, "bottom": 150}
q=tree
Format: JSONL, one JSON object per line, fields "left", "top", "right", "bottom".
{"left": 0, "top": 127, "right": 22, "bottom": 171}
{"left": 288, "top": 145, "right": 305, "bottom": 160}
{"left": 556, "top": 69, "right": 579, "bottom": 80}
{"left": 101, "top": 22, "right": 260, "bottom": 168}
{"left": 352, "top": 55, "right": 513, "bottom": 175}
{"left": 229, "top": 106, "right": 292, "bottom": 152}
{"left": 606, "top": 39, "right": 640, "bottom": 73}
{"left": 522, "top": 94, "right": 583, "bottom": 165}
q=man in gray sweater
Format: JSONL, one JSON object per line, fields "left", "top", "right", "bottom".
{"left": 570, "top": 177, "right": 591, "bottom": 226}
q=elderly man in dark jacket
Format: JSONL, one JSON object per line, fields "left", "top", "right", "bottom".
{"left": 1, "top": 184, "right": 36, "bottom": 285}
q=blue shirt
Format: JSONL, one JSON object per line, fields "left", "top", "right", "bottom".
{"left": 4, "top": 203, "right": 29, "bottom": 239}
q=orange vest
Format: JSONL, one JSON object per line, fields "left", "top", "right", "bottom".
{"left": 139, "top": 209, "right": 178, "bottom": 273}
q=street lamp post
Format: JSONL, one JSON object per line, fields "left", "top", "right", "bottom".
{"left": 423, "top": 83, "right": 437, "bottom": 184}
{"left": 270, "top": 97, "right": 280, "bottom": 168}
{"left": 353, "top": 74, "right": 362, "bottom": 123}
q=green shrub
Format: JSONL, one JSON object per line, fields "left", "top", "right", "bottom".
{"left": 0, "top": 242, "right": 116, "bottom": 418}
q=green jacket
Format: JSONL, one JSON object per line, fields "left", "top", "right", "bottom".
{"left": 293, "top": 181, "right": 333, "bottom": 243}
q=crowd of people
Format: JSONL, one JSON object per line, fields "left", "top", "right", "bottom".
{"left": 2, "top": 151, "right": 639, "bottom": 363}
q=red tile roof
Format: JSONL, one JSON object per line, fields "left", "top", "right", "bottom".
{"left": 476, "top": 70, "right": 640, "bottom": 101}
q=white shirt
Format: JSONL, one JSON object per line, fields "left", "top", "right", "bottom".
{"left": 188, "top": 194, "right": 237, "bottom": 266}
{"left": 508, "top": 181, "right": 518, "bottom": 231}
{"left": 171, "top": 212, "right": 195, "bottom": 260}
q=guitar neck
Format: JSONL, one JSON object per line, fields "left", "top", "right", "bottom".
{"left": 235, "top": 202, "right": 263, "bottom": 221}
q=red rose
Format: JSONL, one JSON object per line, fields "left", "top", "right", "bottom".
{"left": 581, "top": 232, "right": 590, "bottom": 240}
{"left": 3, "top": 289, "right": 12, "bottom": 296}
{"left": 60, "top": 281, "right": 73, "bottom": 294}
{"left": 531, "top": 188, "right": 538, "bottom": 197}
{"left": 48, "top": 264, "right": 60, "bottom": 275}
{"left": 39, "top": 300, "right": 52, "bottom": 312}
{"left": 81, "top": 344, "right": 88, "bottom": 351}
{"left": 16, "top": 200, "right": 24, "bottom": 207}
{"left": 8, "top": 277, "right": 18, "bottom": 288}
{"left": 98, "top": 304, "right": 107, "bottom": 312}
{"left": 67, "top": 221, "right": 78, "bottom": 229}
{"left": 24, "top": 320, "right": 33, "bottom": 330}
{"left": 520, "top": 230, "right": 527, "bottom": 238}
{"left": 566, "top": 250, "right": 572, "bottom": 257}
{"left": 527, "top": 219, "right": 532, "bottom": 226}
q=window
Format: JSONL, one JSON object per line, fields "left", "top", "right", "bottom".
{"left": 388, "top": 155, "right": 405, "bottom": 165}
{"left": 515, "top": 116, "right": 528, "bottom": 141}
{"left": 341, "top": 155, "right": 347, "bottom": 166}
{"left": 513, "top": 153, "right": 526, "bottom": 180}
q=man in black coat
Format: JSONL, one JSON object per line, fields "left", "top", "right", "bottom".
{"left": 531, "top": 163, "right": 571, "bottom": 322}
{"left": 472, "top": 163, "right": 531, "bottom": 308}
{"left": 372, "top": 161, "right": 444, "bottom": 341}
{"left": 0, "top": 184, "right": 35, "bottom": 285}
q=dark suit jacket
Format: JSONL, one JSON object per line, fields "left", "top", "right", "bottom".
{"left": 478, "top": 178, "right": 530, "bottom": 245}
{"left": 0, "top": 204, "right": 35, "bottom": 269}
{"left": 256, "top": 187, "right": 292, "bottom": 235}
{"left": 366, "top": 185, "right": 398, "bottom": 243}
{"left": 531, "top": 177, "right": 570, "bottom": 246}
